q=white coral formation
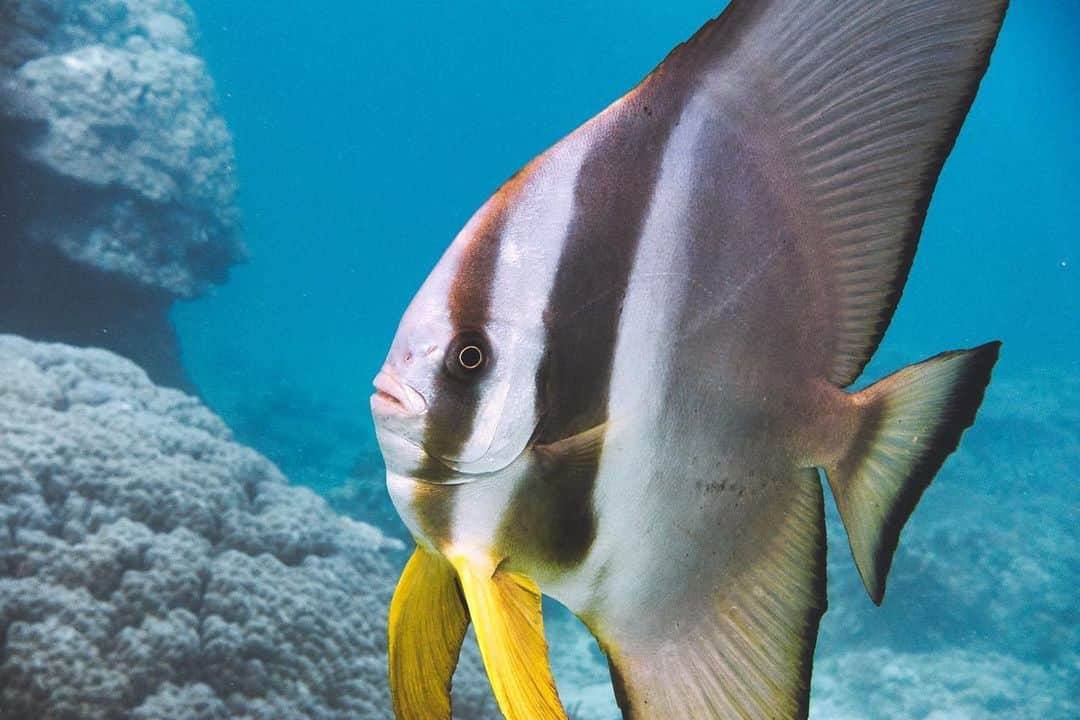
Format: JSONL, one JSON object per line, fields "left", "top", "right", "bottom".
{"left": 0, "top": 0, "right": 243, "bottom": 297}
{"left": 0, "top": 336, "right": 496, "bottom": 719}
{"left": 811, "top": 649, "right": 1077, "bottom": 720}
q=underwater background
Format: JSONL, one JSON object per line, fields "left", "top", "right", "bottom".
{"left": 163, "top": 1, "right": 1077, "bottom": 717}
{"left": 172, "top": 1, "right": 1077, "bottom": 717}
{"left": 0, "top": 0, "right": 1073, "bottom": 717}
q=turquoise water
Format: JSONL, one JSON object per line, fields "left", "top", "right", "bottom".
{"left": 173, "top": 2, "right": 1078, "bottom": 717}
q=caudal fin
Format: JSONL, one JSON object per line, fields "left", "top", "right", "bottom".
{"left": 827, "top": 342, "right": 1001, "bottom": 604}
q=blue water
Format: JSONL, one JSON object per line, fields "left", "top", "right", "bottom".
{"left": 173, "top": 2, "right": 1078, "bottom": 717}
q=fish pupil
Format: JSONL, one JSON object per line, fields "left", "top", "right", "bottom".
{"left": 459, "top": 345, "right": 483, "bottom": 370}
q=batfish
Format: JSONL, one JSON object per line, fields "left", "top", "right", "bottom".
{"left": 372, "top": 1, "right": 1007, "bottom": 717}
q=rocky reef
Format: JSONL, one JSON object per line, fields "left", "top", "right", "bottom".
{"left": 0, "top": 1, "right": 244, "bottom": 388}
{"left": 0, "top": 335, "right": 496, "bottom": 719}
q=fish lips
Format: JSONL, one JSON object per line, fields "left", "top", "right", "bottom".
{"left": 371, "top": 370, "right": 428, "bottom": 418}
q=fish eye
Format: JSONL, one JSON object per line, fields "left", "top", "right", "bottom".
{"left": 445, "top": 331, "right": 491, "bottom": 379}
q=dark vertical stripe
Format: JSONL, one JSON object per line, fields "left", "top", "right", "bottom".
{"left": 410, "top": 197, "right": 511, "bottom": 543}
{"left": 420, "top": 205, "right": 508, "bottom": 467}
{"left": 498, "top": 70, "right": 694, "bottom": 570}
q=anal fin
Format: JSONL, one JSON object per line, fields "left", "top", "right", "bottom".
{"left": 596, "top": 470, "right": 827, "bottom": 719}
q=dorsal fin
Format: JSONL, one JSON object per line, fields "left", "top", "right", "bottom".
{"left": 652, "top": 0, "right": 1009, "bottom": 387}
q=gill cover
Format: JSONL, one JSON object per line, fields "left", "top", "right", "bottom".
{"left": 455, "top": 325, "right": 558, "bottom": 476}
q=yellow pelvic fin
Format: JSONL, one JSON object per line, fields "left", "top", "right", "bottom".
{"left": 389, "top": 546, "right": 469, "bottom": 720}
{"left": 449, "top": 553, "right": 568, "bottom": 720}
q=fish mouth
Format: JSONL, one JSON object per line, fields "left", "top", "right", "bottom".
{"left": 371, "top": 371, "right": 428, "bottom": 417}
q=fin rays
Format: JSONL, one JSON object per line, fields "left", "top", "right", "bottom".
{"left": 390, "top": 548, "right": 568, "bottom": 720}
{"left": 450, "top": 554, "right": 568, "bottom": 720}
{"left": 775, "top": 0, "right": 1009, "bottom": 386}
{"left": 685, "top": 0, "right": 1009, "bottom": 386}
{"left": 826, "top": 342, "right": 1001, "bottom": 603}
{"left": 388, "top": 547, "right": 470, "bottom": 720}
{"left": 601, "top": 472, "right": 827, "bottom": 719}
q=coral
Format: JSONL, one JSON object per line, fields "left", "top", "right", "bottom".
{"left": 329, "top": 444, "right": 411, "bottom": 539}
{"left": 0, "top": 335, "right": 497, "bottom": 719}
{"left": 0, "top": 0, "right": 244, "bottom": 386}
{"left": 810, "top": 649, "right": 1076, "bottom": 720}
{"left": 0, "top": 0, "right": 242, "bottom": 296}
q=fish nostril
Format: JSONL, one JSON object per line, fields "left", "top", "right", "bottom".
{"left": 403, "top": 351, "right": 413, "bottom": 365}
{"left": 424, "top": 344, "right": 438, "bottom": 357}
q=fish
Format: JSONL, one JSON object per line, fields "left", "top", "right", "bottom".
{"left": 371, "top": 1, "right": 1008, "bottom": 718}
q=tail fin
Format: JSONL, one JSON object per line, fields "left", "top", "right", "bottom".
{"left": 827, "top": 342, "right": 1001, "bottom": 604}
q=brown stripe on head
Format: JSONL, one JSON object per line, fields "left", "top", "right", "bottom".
{"left": 409, "top": 180, "right": 520, "bottom": 543}
{"left": 497, "top": 67, "right": 695, "bottom": 571}
{"left": 416, "top": 188, "right": 518, "bottom": 472}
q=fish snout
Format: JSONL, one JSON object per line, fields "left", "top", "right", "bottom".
{"left": 371, "top": 369, "right": 428, "bottom": 418}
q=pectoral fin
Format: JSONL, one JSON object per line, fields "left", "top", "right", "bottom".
{"left": 533, "top": 421, "right": 612, "bottom": 471}
{"left": 388, "top": 546, "right": 469, "bottom": 720}
{"left": 449, "top": 553, "right": 568, "bottom": 720}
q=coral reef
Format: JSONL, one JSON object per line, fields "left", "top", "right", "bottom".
{"left": 329, "top": 445, "right": 411, "bottom": 539}
{"left": 2, "top": 340, "right": 1067, "bottom": 720}
{"left": 0, "top": 335, "right": 496, "bottom": 719}
{"left": 811, "top": 649, "right": 1076, "bottom": 720}
{"left": 226, "top": 380, "right": 376, "bottom": 498}
{"left": 0, "top": 1, "right": 244, "bottom": 387}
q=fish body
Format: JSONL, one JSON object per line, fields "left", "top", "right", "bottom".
{"left": 372, "top": 1, "right": 1008, "bottom": 718}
